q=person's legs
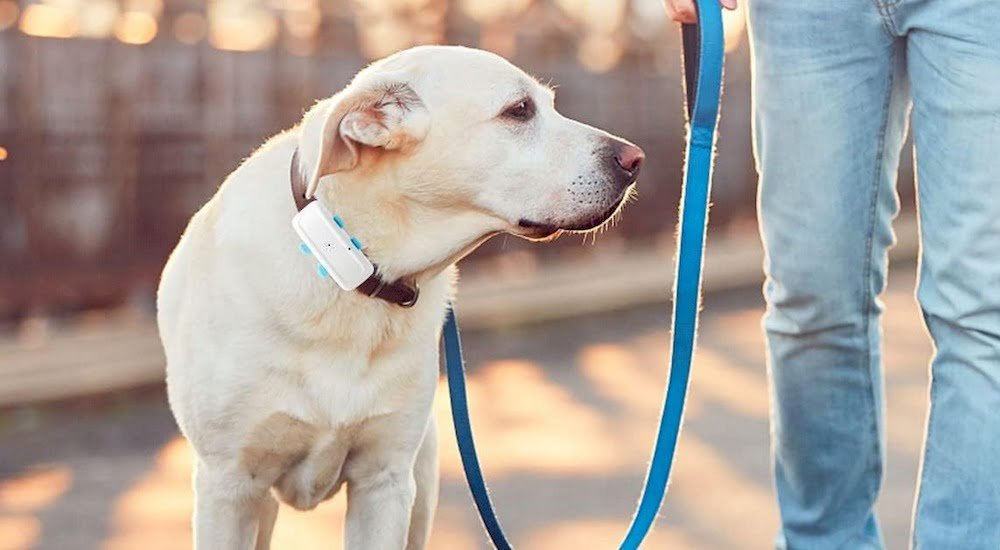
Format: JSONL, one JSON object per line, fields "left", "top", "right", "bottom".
{"left": 747, "top": 2, "right": 910, "bottom": 547}
{"left": 897, "top": 0, "right": 1000, "bottom": 547}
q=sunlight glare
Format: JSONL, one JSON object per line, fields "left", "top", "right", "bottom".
{"left": 209, "top": 4, "right": 278, "bottom": 52}
{"left": 555, "top": 0, "right": 626, "bottom": 34}
{"left": 460, "top": 0, "right": 531, "bottom": 24}
{"left": 19, "top": 3, "right": 77, "bottom": 39}
{"left": 77, "top": 0, "right": 118, "bottom": 38}
{"left": 0, "top": 465, "right": 72, "bottom": 512}
{"left": 434, "top": 359, "right": 627, "bottom": 475}
{"left": 0, "top": 516, "right": 40, "bottom": 550}
{"left": 115, "top": 11, "right": 158, "bottom": 45}
{"left": 670, "top": 435, "right": 778, "bottom": 545}
{"left": 578, "top": 33, "right": 623, "bottom": 73}
{"left": 105, "top": 437, "right": 193, "bottom": 550}
{"left": 527, "top": 519, "right": 710, "bottom": 550}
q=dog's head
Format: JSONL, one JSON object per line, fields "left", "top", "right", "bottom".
{"left": 297, "top": 46, "right": 643, "bottom": 272}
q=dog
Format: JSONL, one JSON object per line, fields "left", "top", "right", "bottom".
{"left": 157, "top": 45, "right": 644, "bottom": 549}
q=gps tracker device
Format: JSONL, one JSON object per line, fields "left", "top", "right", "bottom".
{"left": 292, "top": 200, "right": 374, "bottom": 290}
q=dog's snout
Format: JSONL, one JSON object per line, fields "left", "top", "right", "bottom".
{"left": 609, "top": 141, "right": 644, "bottom": 188}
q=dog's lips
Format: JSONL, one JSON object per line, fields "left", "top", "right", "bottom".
{"left": 517, "top": 186, "right": 632, "bottom": 236}
{"left": 515, "top": 219, "right": 563, "bottom": 240}
{"left": 562, "top": 199, "right": 626, "bottom": 232}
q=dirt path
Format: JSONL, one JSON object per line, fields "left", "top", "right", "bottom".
{"left": 0, "top": 266, "right": 933, "bottom": 549}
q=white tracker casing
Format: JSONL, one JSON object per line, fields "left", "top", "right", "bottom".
{"left": 292, "top": 201, "right": 374, "bottom": 290}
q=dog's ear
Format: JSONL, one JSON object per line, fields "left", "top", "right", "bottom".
{"left": 298, "top": 80, "right": 429, "bottom": 199}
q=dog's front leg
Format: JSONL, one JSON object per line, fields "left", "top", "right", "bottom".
{"left": 345, "top": 461, "right": 417, "bottom": 550}
{"left": 406, "top": 417, "right": 439, "bottom": 550}
{"left": 194, "top": 462, "right": 267, "bottom": 550}
{"left": 254, "top": 493, "right": 279, "bottom": 550}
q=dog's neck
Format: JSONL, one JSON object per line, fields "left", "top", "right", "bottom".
{"left": 290, "top": 148, "right": 499, "bottom": 287}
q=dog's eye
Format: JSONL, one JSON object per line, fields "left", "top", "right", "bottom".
{"left": 501, "top": 98, "right": 535, "bottom": 122}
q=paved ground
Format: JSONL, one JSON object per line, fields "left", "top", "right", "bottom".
{"left": 0, "top": 265, "right": 934, "bottom": 550}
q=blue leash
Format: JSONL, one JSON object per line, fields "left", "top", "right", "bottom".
{"left": 444, "top": 2, "right": 724, "bottom": 547}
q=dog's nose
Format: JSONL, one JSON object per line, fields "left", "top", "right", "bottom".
{"left": 615, "top": 143, "right": 645, "bottom": 175}
{"left": 609, "top": 141, "right": 645, "bottom": 189}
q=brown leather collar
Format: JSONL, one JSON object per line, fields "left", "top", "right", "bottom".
{"left": 290, "top": 149, "right": 419, "bottom": 308}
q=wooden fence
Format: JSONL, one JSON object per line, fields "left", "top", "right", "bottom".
{"left": 2, "top": 7, "right": 885, "bottom": 319}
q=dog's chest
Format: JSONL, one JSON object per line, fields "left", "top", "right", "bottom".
{"left": 263, "top": 267, "right": 450, "bottom": 421}
{"left": 225, "top": 281, "right": 447, "bottom": 508}
{"left": 239, "top": 347, "right": 435, "bottom": 510}
{"left": 240, "top": 412, "right": 354, "bottom": 510}
{"left": 291, "top": 346, "right": 431, "bottom": 423}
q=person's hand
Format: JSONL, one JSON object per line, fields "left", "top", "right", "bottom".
{"left": 663, "top": 0, "right": 737, "bottom": 24}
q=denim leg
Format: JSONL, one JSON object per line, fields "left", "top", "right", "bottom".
{"left": 897, "top": 1, "right": 1000, "bottom": 547}
{"left": 747, "top": 1, "right": 911, "bottom": 548}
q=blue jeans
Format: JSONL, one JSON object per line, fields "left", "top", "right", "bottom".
{"left": 747, "top": 0, "right": 1000, "bottom": 548}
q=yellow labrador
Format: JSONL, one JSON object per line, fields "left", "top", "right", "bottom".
{"left": 157, "top": 45, "right": 643, "bottom": 550}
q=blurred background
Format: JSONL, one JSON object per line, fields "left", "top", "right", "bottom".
{"left": 0, "top": 1, "right": 927, "bottom": 548}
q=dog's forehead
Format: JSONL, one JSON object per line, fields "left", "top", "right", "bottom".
{"left": 378, "top": 46, "right": 542, "bottom": 106}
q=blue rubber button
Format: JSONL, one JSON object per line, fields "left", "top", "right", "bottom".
{"left": 333, "top": 215, "right": 345, "bottom": 228}
{"left": 350, "top": 237, "right": 363, "bottom": 249}
{"left": 317, "top": 264, "right": 329, "bottom": 277}
{"left": 299, "top": 242, "right": 310, "bottom": 255}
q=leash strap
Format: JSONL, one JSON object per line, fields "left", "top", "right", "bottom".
{"left": 619, "top": 1, "right": 724, "bottom": 546}
{"left": 444, "top": 1, "right": 724, "bottom": 547}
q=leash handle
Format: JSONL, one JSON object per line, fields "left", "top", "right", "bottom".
{"left": 444, "top": 1, "right": 724, "bottom": 547}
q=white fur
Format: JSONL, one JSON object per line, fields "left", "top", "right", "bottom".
{"left": 157, "top": 45, "right": 641, "bottom": 550}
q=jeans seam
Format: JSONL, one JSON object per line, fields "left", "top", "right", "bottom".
{"left": 872, "top": 0, "right": 901, "bottom": 36}
{"left": 872, "top": 0, "right": 904, "bottom": 11}
{"left": 858, "top": 42, "right": 897, "bottom": 547}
